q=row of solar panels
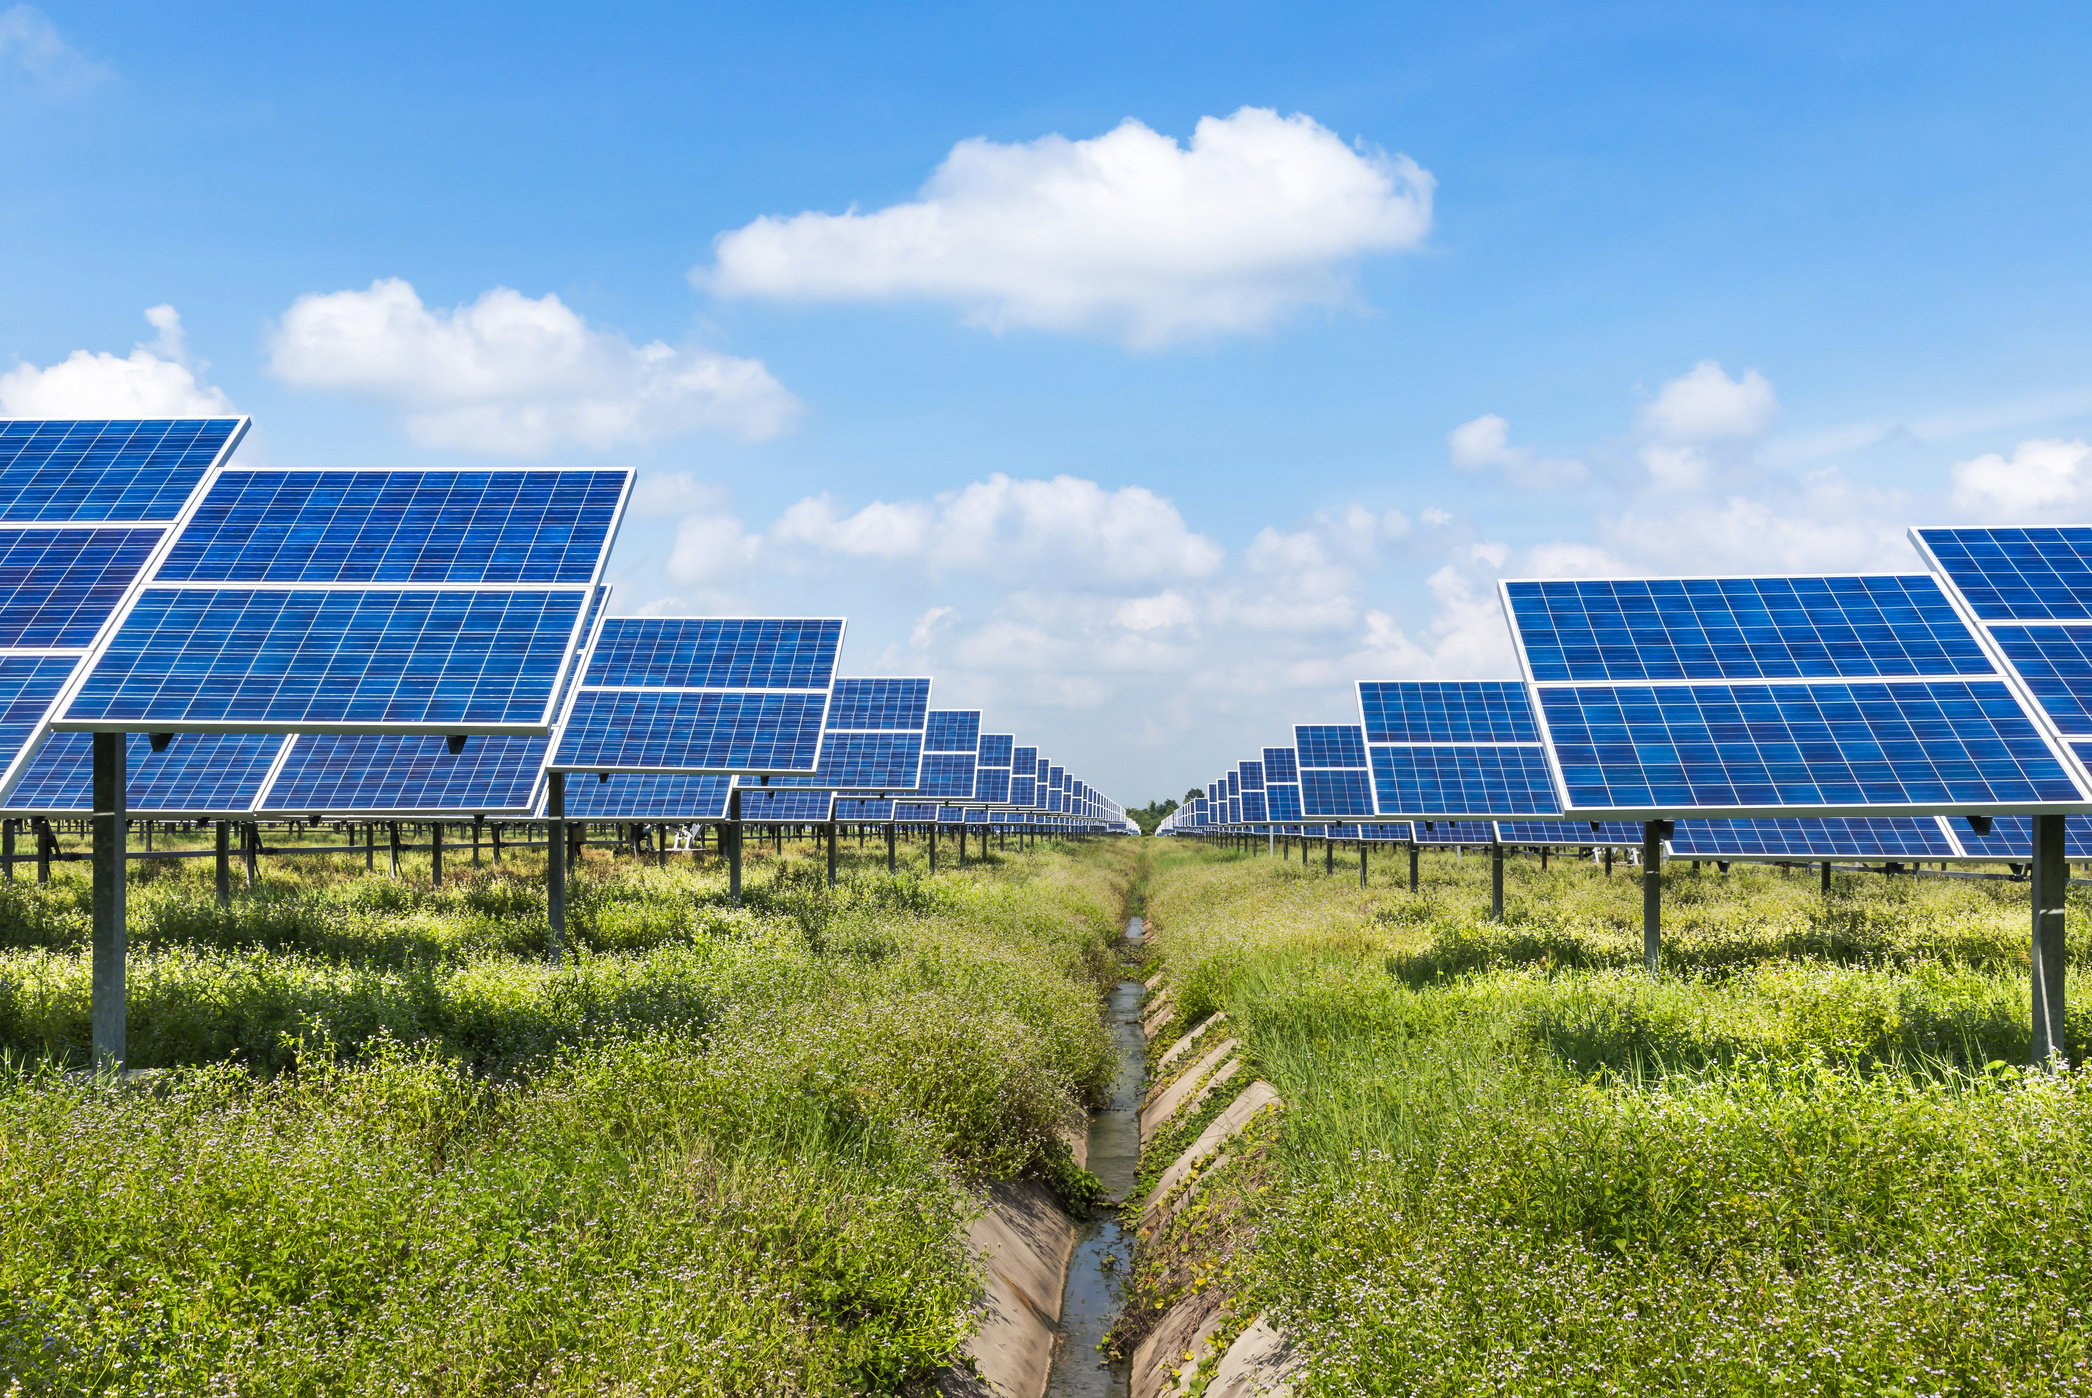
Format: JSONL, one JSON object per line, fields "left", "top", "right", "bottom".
{"left": 1160, "top": 529, "right": 2092, "bottom": 855}
{"left": 0, "top": 418, "right": 1134, "bottom": 831}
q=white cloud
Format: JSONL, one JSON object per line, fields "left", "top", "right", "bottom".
{"left": 1448, "top": 412, "right": 1586, "bottom": 486}
{"left": 0, "top": 5, "right": 108, "bottom": 89}
{"left": 1115, "top": 591, "right": 1198, "bottom": 632}
{"left": 1639, "top": 360, "right": 1778, "bottom": 441}
{"left": 700, "top": 106, "right": 1434, "bottom": 348}
{"left": 267, "top": 277, "right": 798, "bottom": 454}
{"left": 667, "top": 513, "right": 761, "bottom": 584}
{"left": 1950, "top": 437, "right": 2092, "bottom": 520}
{"left": 773, "top": 474, "right": 1222, "bottom": 583}
{"left": 0, "top": 305, "right": 233, "bottom": 417}
{"left": 1604, "top": 468, "right": 1914, "bottom": 573}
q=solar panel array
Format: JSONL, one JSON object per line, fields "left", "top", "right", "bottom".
{"left": 1359, "top": 680, "right": 1561, "bottom": 819}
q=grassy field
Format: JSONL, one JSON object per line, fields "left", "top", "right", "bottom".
{"left": 0, "top": 833, "right": 1135, "bottom": 1395}
{"left": 1141, "top": 840, "right": 2092, "bottom": 1397}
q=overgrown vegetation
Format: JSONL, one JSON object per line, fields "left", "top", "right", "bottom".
{"left": 1143, "top": 841, "right": 2092, "bottom": 1396}
{"left": 0, "top": 835, "right": 1136, "bottom": 1395}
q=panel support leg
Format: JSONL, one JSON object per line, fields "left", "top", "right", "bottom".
{"left": 545, "top": 771, "right": 566, "bottom": 964}
{"left": 1642, "top": 820, "right": 1666, "bottom": 976}
{"left": 1821, "top": 860, "right": 1832, "bottom": 894}
{"left": 1490, "top": 840, "right": 1505, "bottom": 921}
{"left": 2033, "top": 812, "right": 2069, "bottom": 1066}
{"left": 388, "top": 821, "right": 401, "bottom": 878}
{"left": 430, "top": 822, "right": 443, "bottom": 888}
{"left": 726, "top": 788, "right": 743, "bottom": 905}
{"left": 91, "top": 732, "right": 126, "bottom": 1073}
{"left": 929, "top": 826, "right": 939, "bottom": 874}
{"left": 36, "top": 818, "right": 51, "bottom": 885}
{"left": 2, "top": 818, "right": 14, "bottom": 882}
{"left": 473, "top": 816, "right": 483, "bottom": 868}
{"left": 244, "top": 822, "right": 259, "bottom": 887}
{"left": 826, "top": 820, "right": 838, "bottom": 888}
{"left": 886, "top": 822, "right": 897, "bottom": 874}
{"left": 1324, "top": 837, "right": 1333, "bottom": 875}
{"left": 1359, "top": 841, "right": 1368, "bottom": 888}
{"left": 214, "top": 820, "right": 230, "bottom": 906}
{"left": 1408, "top": 842, "right": 1420, "bottom": 893}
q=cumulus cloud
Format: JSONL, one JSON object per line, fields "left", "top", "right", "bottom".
{"left": 1950, "top": 438, "right": 2092, "bottom": 520}
{"left": 0, "top": 5, "right": 109, "bottom": 90}
{"left": 667, "top": 513, "right": 762, "bottom": 584}
{"left": 0, "top": 305, "right": 233, "bottom": 417}
{"left": 1603, "top": 468, "right": 1914, "bottom": 573}
{"left": 267, "top": 278, "right": 797, "bottom": 454}
{"left": 773, "top": 474, "right": 1222, "bottom": 583}
{"left": 700, "top": 107, "right": 1433, "bottom": 348}
{"left": 1639, "top": 360, "right": 1778, "bottom": 441}
{"left": 1448, "top": 412, "right": 1586, "bottom": 486}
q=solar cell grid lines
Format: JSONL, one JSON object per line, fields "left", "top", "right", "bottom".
{"left": 1953, "top": 814, "right": 2092, "bottom": 861}
{"left": 925, "top": 710, "right": 982, "bottom": 753}
{"left": 564, "top": 772, "right": 733, "bottom": 821}
{"left": 1915, "top": 527, "right": 2092, "bottom": 622}
{"left": 736, "top": 788, "right": 835, "bottom": 822}
{"left": 583, "top": 618, "right": 841, "bottom": 691}
{"left": 824, "top": 677, "right": 931, "bottom": 731}
{"left": 1261, "top": 747, "right": 1299, "bottom": 783}
{"left": 1238, "top": 760, "right": 1265, "bottom": 791}
{"left": 1360, "top": 680, "right": 1540, "bottom": 743}
{"left": 6, "top": 731, "right": 285, "bottom": 814}
{"left": 0, "top": 528, "right": 164, "bottom": 648}
{"left": 770, "top": 730, "right": 923, "bottom": 789}
{"left": 1411, "top": 820, "right": 1497, "bottom": 844}
{"left": 557, "top": 689, "right": 828, "bottom": 773}
{"left": 158, "top": 471, "right": 625, "bottom": 584}
{"left": 1368, "top": 744, "right": 1562, "bottom": 817}
{"left": 1295, "top": 724, "right": 1369, "bottom": 769}
{"left": 0, "top": 418, "right": 246, "bottom": 522}
{"left": 977, "top": 732, "right": 1015, "bottom": 768}
{"left": 1667, "top": 816, "right": 1959, "bottom": 860}
{"left": 916, "top": 750, "right": 977, "bottom": 798}
{"left": 1241, "top": 789, "right": 1268, "bottom": 822}
{"left": 1266, "top": 782, "right": 1303, "bottom": 821}
{"left": 1502, "top": 575, "right": 1995, "bottom": 682}
{"left": 1495, "top": 820, "right": 1646, "bottom": 846}
{"left": 261, "top": 733, "right": 546, "bottom": 815}
{"left": 1224, "top": 771, "right": 1240, "bottom": 797}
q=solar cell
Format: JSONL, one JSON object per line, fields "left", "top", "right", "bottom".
{"left": 1360, "top": 681, "right": 1539, "bottom": 743}
{"left": 1503, "top": 576, "right": 1992, "bottom": 682}
{"left": 1238, "top": 760, "right": 1265, "bottom": 792}
{"left": 0, "top": 419, "right": 244, "bottom": 522}
{"left": 1265, "top": 782, "right": 1303, "bottom": 821}
{"left": 159, "top": 471, "right": 625, "bottom": 584}
{"left": 1296, "top": 725, "right": 1368, "bottom": 769}
{"left": 824, "top": 677, "right": 932, "bottom": 731}
{"left": 1668, "top": 817, "right": 1958, "bottom": 859}
{"left": 974, "top": 766, "right": 1013, "bottom": 803}
{"left": 1368, "top": 744, "right": 1562, "bottom": 817}
{"left": 1011, "top": 745, "right": 1038, "bottom": 771}
{"left": 565, "top": 773, "right": 733, "bottom": 821}
{"left": 584, "top": 618, "right": 841, "bottom": 690}
{"left": 771, "top": 731, "right": 924, "bottom": 789}
{"left": 6, "top": 731, "right": 284, "bottom": 813}
{"left": 556, "top": 690, "right": 827, "bottom": 773}
{"left": 926, "top": 710, "right": 982, "bottom": 753}
{"left": 916, "top": 751, "right": 977, "bottom": 798}
{"left": 1537, "top": 679, "right": 2081, "bottom": 814}
{"left": 0, "top": 528, "right": 163, "bottom": 647}
{"left": 64, "top": 587, "right": 585, "bottom": 730}
{"left": 261, "top": 734, "right": 545, "bottom": 814}
{"left": 1300, "top": 769, "right": 1375, "bottom": 818}
{"left": 978, "top": 732, "right": 1015, "bottom": 767}
{"left": 1241, "top": 790, "right": 1268, "bottom": 822}
{"left": 1261, "top": 747, "right": 1299, "bottom": 784}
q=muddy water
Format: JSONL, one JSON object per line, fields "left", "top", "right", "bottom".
{"left": 1044, "top": 915, "right": 1148, "bottom": 1397}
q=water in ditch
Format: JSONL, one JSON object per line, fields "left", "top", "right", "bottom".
{"left": 1044, "top": 914, "right": 1147, "bottom": 1397}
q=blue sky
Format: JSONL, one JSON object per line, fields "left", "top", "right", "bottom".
{"left": 6, "top": 2, "right": 2092, "bottom": 802}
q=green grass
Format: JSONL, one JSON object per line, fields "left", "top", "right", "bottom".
{"left": 0, "top": 834, "right": 1137, "bottom": 1395}
{"left": 1143, "top": 841, "right": 2092, "bottom": 1396}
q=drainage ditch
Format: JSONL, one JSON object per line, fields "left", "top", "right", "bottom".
{"left": 1043, "top": 914, "right": 1147, "bottom": 1397}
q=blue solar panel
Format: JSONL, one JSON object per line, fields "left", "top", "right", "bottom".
{"left": 0, "top": 528, "right": 162, "bottom": 647}
{"left": 1915, "top": 528, "right": 2092, "bottom": 622}
{"left": 158, "top": 471, "right": 625, "bottom": 584}
{"left": 1503, "top": 576, "right": 1992, "bottom": 682}
{"left": 1537, "top": 680, "right": 2082, "bottom": 813}
{"left": 975, "top": 766, "right": 1012, "bottom": 803}
{"left": 1952, "top": 814, "right": 2092, "bottom": 861}
{"left": 1009, "top": 774, "right": 1037, "bottom": 805}
{"left": 1360, "top": 681, "right": 1539, "bottom": 743}
{"left": 1412, "top": 820, "right": 1496, "bottom": 844}
{"left": 1668, "top": 817, "right": 1959, "bottom": 859}
{"left": 771, "top": 731, "right": 924, "bottom": 789}
{"left": 825, "top": 677, "right": 931, "bottom": 731}
{"left": 64, "top": 588, "right": 584, "bottom": 729}
{"left": 584, "top": 618, "right": 841, "bottom": 690}
{"left": 1986, "top": 626, "right": 2092, "bottom": 737}
{"left": 1225, "top": 771, "right": 1240, "bottom": 797}
{"left": 1241, "top": 790, "right": 1268, "bottom": 822}
{"left": 0, "top": 419, "right": 243, "bottom": 521}
{"left": 978, "top": 732, "right": 1014, "bottom": 767}
{"left": 1301, "top": 768, "right": 1374, "bottom": 818}
{"left": 916, "top": 751, "right": 977, "bottom": 798}
{"left": 738, "top": 788, "right": 835, "bottom": 821}
{"left": 565, "top": 773, "right": 733, "bottom": 821}
{"left": 262, "top": 734, "right": 544, "bottom": 813}
{"left": 1368, "top": 744, "right": 1562, "bottom": 817}
{"left": 1495, "top": 820, "right": 1645, "bottom": 846}
{"left": 893, "top": 801, "right": 939, "bottom": 822}
{"left": 926, "top": 710, "right": 981, "bottom": 753}
{"left": 1012, "top": 745, "right": 1038, "bottom": 771}
{"left": 1238, "top": 760, "right": 1265, "bottom": 792}
{"left": 1261, "top": 747, "right": 1298, "bottom": 783}
{"left": 938, "top": 806, "right": 969, "bottom": 825}
{"left": 7, "top": 731, "right": 283, "bottom": 813}
{"left": 0, "top": 655, "right": 83, "bottom": 775}
{"left": 555, "top": 690, "right": 827, "bottom": 772}
{"left": 1296, "top": 725, "right": 1368, "bottom": 769}
{"left": 835, "top": 797, "right": 894, "bottom": 820}
{"left": 1266, "top": 782, "right": 1303, "bottom": 821}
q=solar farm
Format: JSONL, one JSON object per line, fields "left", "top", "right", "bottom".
{"left": 6, "top": 419, "right": 2092, "bottom": 1396}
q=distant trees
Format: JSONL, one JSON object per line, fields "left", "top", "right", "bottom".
{"left": 1128, "top": 796, "right": 1180, "bottom": 836}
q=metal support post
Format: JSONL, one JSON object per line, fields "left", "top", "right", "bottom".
{"left": 473, "top": 816, "right": 483, "bottom": 868}
{"left": 929, "top": 825, "right": 939, "bottom": 874}
{"left": 726, "top": 788, "right": 743, "bottom": 905}
{"left": 886, "top": 822, "right": 897, "bottom": 873}
{"left": 492, "top": 822, "right": 503, "bottom": 863}
{"left": 1325, "top": 836, "right": 1334, "bottom": 875}
{"left": 387, "top": 821, "right": 401, "bottom": 877}
{"left": 1642, "top": 820, "right": 1667, "bottom": 975}
{"left": 243, "top": 822, "right": 259, "bottom": 886}
{"left": 1359, "top": 841, "right": 1368, "bottom": 887}
{"left": 91, "top": 732, "right": 126, "bottom": 1072}
{"left": 1408, "top": 842, "right": 1420, "bottom": 893}
{"left": 1603, "top": 846, "right": 1613, "bottom": 876}
{"left": 1490, "top": 840, "right": 1505, "bottom": 921}
{"left": 545, "top": 771, "right": 566, "bottom": 963}
{"left": 430, "top": 822, "right": 443, "bottom": 888}
{"left": 826, "top": 820, "right": 838, "bottom": 888}
{"left": 214, "top": 820, "right": 230, "bottom": 905}
{"left": 35, "top": 818, "right": 51, "bottom": 884}
{"left": 2032, "top": 812, "right": 2069, "bottom": 1066}
{"left": 1821, "top": 860, "right": 1832, "bottom": 894}
{"left": 364, "top": 822, "right": 375, "bottom": 871}
{"left": 2, "top": 818, "right": 12, "bottom": 881}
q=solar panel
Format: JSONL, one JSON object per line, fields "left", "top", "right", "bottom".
{"left": 53, "top": 466, "right": 628, "bottom": 738}
{"left": 1261, "top": 746, "right": 1298, "bottom": 783}
{"left": 0, "top": 419, "right": 246, "bottom": 522}
{"left": 1411, "top": 820, "right": 1497, "bottom": 844}
{"left": 824, "top": 676, "right": 931, "bottom": 731}
{"left": 1241, "top": 789, "right": 1268, "bottom": 822}
{"left": 158, "top": 471, "right": 624, "bottom": 584}
{"left": 0, "top": 655, "right": 93, "bottom": 779}
{"left": 1238, "top": 760, "right": 1265, "bottom": 792}
{"left": 978, "top": 732, "right": 1015, "bottom": 767}
{"left": 737, "top": 787, "right": 835, "bottom": 822}
{"left": 0, "top": 528, "right": 164, "bottom": 647}
{"left": 1668, "top": 816, "right": 1959, "bottom": 860}
{"left": 835, "top": 797, "right": 894, "bottom": 821}
{"left": 1295, "top": 723, "right": 1377, "bottom": 818}
{"left": 563, "top": 773, "right": 733, "bottom": 821}
{"left": 1266, "top": 782, "right": 1303, "bottom": 821}
{"left": 260, "top": 734, "right": 546, "bottom": 815}
{"left": 1915, "top": 528, "right": 2092, "bottom": 622}
{"left": 1505, "top": 570, "right": 2092, "bottom": 817}
{"left": 893, "top": 801, "right": 940, "bottom": 822}
{"left": 1357, "top": 681, "right": 1561, "bottom": 819}
{"left": 1361, "top": 680, "right": 1539, "bottom": 742}
{"left": 974, "top": 765, "right": 1013, "bottom": 804}
{"left": 926, "top": 709, "right": 982, "bottom": 753}
{"left": 1494, "top": 820, "right": 1645, "bottom": 846}
{"left": 551, "top": 616, "right": 841, "bottom": 773}
{"left": 5, "top": 731, "right": 285, "bottom": 814}
{"left": 1950, "top": 814, "right": 2092, "bottom": 861}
